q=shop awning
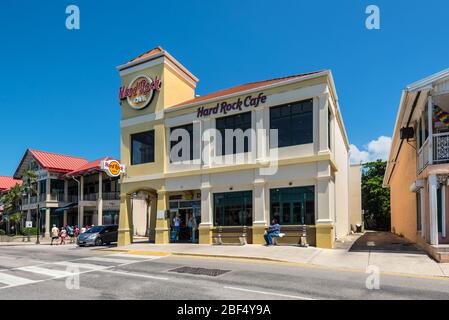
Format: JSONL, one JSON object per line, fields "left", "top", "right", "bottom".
{"left": 54, "top": 203, "right": 78, "bottom": 214}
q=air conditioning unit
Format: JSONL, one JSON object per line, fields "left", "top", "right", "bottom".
{"left": 400, "top": 127, "right": 415, "bottom": 140}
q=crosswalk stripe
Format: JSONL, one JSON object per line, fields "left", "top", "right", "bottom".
{"left": 18, "top": 266, "right": 73, "bottom": 278}
{"left": 109, "top": 253, "right": 161, "bottom": 260}
{"left": 53, "top": 261, "right": 109, "bottom": 271}
{"left": 81, "top": 257, "right": 139, "bottom": 264}
{"left": 0, "top": 272, "right": 36, "bottom": 286}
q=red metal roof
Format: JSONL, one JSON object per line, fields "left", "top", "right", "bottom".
{"left": 29, "top": 150, "right": 89, "bottom": 173}
{"left": 0, "top": 176, "right": 22, "bottom": 193}
{"left": 169, "top": 71, "right": 325, "bottom": 109}
{"left": 65, "top": 157, "right": 115, "bottom": 177}
{"left": 128, "top": 46, "right": 163, "bottom": 64}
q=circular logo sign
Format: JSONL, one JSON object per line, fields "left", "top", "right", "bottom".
{"left": 108, "top": 160, "right": 121, "bottom": 177}
{"left": 119, "top": 75, "right": 162, "bottom": 110}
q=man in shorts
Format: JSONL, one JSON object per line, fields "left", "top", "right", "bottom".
{"left": 51, "top": 224, "right": 59, "bottom": 245}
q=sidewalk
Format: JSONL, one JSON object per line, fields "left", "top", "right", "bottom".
{"left": 101, "top": 232, "right": 449, "bottom": 278}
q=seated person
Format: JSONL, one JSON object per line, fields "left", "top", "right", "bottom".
{"left": 264, "top": 218, "right": 281, "bottom": 246}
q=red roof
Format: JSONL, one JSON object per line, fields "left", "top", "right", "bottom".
{"left": 128, "top": 46, "right": 163, "bottom": 64}
{"left": 29, "top": 150, "right": 89, "bottom": 173}
{"left": 65, "top": 157, "right": 115, "bottom": 177}
{"left": 169, "top": 71, "right": 325, "bottom": 109}
{"left": 0, "top": 176, "right": 22, "bottom": 193}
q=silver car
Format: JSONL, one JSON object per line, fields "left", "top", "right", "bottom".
{"left": 77, "top": 225, "right": 118, "bottom": 247}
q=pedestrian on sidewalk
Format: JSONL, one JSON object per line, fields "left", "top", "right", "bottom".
{"left": 74, "top": 225, "right": 79, "bottom": 238}
{"left": 264, "top": 218, "right": 281, "bottom": 246}
{"left": 66, "top": 225, "right": 74, "bottom": 243}
{"left": 173, "top": 214, "right": 181, "bottom": 242}
{"left": 188, "top": 213, "right": 197, "bottom": 243}
{"left": 51, "top": 225, "right": 59, "bottom": 246}
{"left": 60, "top": 228, "right": 67, "bottom": 245}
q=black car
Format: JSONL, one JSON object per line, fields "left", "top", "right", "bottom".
{"left": 77, "top": 225, "right": 118, "bottom": 247}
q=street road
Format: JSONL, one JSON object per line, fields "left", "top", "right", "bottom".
{"left": 0, "top": 244, "right": 448, "bottom": 300}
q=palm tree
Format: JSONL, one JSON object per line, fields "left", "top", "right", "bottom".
{"left": 0, "top": 183, "right": 24, "bottom": 235}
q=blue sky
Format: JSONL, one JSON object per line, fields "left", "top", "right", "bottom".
{"left": 0, "top": 0, "right": 448, "bottom": 176}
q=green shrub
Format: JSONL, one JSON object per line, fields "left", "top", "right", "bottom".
{"left": 0, "top": 229, "right": 5, "bottom": 236}
{"left": 21, "top": 227, "right": 38, "bottom": 236}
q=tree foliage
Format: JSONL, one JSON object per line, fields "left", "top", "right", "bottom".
{"left": 362, "top": 160, "right": 391, "bottom": 231}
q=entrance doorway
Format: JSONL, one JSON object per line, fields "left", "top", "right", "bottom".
{"left": 169, "top": 199, "right": 200, "bottom": 243}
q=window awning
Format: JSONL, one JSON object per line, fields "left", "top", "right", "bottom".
{"left": 54, "top": 203, "right": 78, "bottom": 214}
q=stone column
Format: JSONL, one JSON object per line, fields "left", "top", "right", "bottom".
{"left": 317, "top": 94, "right": 330, "bottom": 155}
{"left": 316, "top": 162, "right": 334, "bottom": 248}
{"left": 199, "top": 183, "right": 213, "bottom": 244}
{"left": 155, "top": 189, "right": 170, "bottom": 244}
{"left": 64, "top": 180, "right": 68, "bottom": 203}
{"left": 148, "top": 195, "right": 157, "bottom": 242}
{"left": 118, "top": 192, "right": 132, "bottom": 246}
{"left": 46, "top": 178, "right": 51, "bottom": 202}
{"left": 442, "top": 183, "right": 447, "bottom": 239}
{"left": 253, "top": 180, "right": 268, "bottom": 244}
{"left": 63, "top": 210, "right": 68, "bottom": 226}
{"left": 45, "top": 208, "right": 51, "bottom": 237}
{"left": 429, "top": 175, "right": 439, "bottom": 245}
{"left": 97, "top": 173, "right": 103, "bottom": 226}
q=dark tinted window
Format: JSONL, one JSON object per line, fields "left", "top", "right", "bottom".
{"left": 270, "top": 99, "right": 313, "bottom": 148}
{"left": 270, "top": 186, "right": 315, "bottom": 225}
{"left": 216, "top": 112, "right": 252, "bottom": 155}
{"left": 170, "top": 124, "right": 194, "bottom": 161}
{"left": 214, "top": 191, "right": 253, "bottom": 226}
{"left": 131, "top": 130, "right": 155, "bottom": 165}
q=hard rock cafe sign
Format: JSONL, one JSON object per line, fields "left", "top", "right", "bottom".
{"left": 119, "top": 75, "right": 162, "bottom": 110}
{"left": 101, "top": 160, "right": 126, "bottom": 178}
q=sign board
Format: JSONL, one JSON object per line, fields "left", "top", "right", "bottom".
{"left": 119, "top": 75, "right": 162, "bottom": 110}
{"left": 100, "top": 160, "right": 126, "bottom": 178}
{"left": 25, "top": 221, "right": 33, "bottom": 228}
{"left": 196, "top": 92, "right": 267, "bottom": 118}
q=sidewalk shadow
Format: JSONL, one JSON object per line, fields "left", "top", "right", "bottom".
{"left": 349, "top": 231, "right": 425, "bottom": 255}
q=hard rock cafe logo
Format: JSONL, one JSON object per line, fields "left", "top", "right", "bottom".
{"left": 119, "top": 75, "right": 162, "bottom": 110}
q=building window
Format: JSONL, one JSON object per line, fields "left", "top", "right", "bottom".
{"left": 214, "top": 191, "right": 253, "bottom": 226}
{"left": 416, "top": 192, "right": 422, "bottom": 232}
{"left": 270, "top": 99, "right": 313, "bottom": 148}
{"left": 131, "top": 130, "right": 155, "bottom": 165}
{"left": 170, "top": 124, "right": 194, "bottom": 162}
{"left": 215, "top": 112, "right": 252, "bottom": 155}
{"left": 270, "top": 186, "right": 315, "bottom": 225}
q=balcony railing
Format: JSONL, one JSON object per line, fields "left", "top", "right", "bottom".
{"left": 417, "top": 132, "right": 449, "bottom": 173}
{"left": 103, "top": 192, "right": 120, "bottom": 201}
{"left": 433, "top": 132, "right": 449, "bottom": 164}
{"left": 83, "top": 193, "right": 99, "bottom": 201}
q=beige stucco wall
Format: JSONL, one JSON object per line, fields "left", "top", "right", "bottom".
{"left": 348, "top": 164, "right": 362, "bottom": 230}
{"left": 390, "top": 141, "right": 418, "bottom": 242}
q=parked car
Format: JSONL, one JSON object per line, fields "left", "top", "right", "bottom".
{"left": 77, "top": 225, "right": 118, "bottom": 247}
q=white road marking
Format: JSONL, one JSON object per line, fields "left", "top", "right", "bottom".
{"left": 18, "top": 266, "right": 73, "bottom": 277}
{"left": 81, "top": 257, "right": 140, "bottom": 264}
{"left": 99, "top": 269, "right": 169, "bottom": 281}
{"left": 224, "top": 286, "right": 316, "bottom": 300}
{"left": 0, "top": 272, "right": 36, "bottom": 286}
{"left": 53, "top": 261, "right": 110, "bottom": 271}
{"left": 0, "top": 253, "right": 169, "bottom": 291}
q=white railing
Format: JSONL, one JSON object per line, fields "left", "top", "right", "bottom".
{"left": 433, "top": 132, "right": 449, "bottom": 164}
{"left": 83, "top": 193, "right": 99, "bottom": 201}
{"left": 417, "top": 139, "right": 430, "bottom": 173}
{"left": 103, "top": 192, "right": 120, "bottom": 200}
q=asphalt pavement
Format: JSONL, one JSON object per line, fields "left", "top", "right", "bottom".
{"left": 0, "top": 244, "right": 449, "bottom": 300}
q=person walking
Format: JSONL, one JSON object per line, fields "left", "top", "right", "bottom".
{"left": 74, "top": 225, "right": 79, "bottom": 238}
{"left": 264, "top": 218, "right": 281, "bottom": 246}
{"left": 66, "top": 225, "right": 74, "bottom": 243}
{"left": 187, "top": 213, "right": 197, "bottom": 243}
{"left": 51, "top": 225, "right": 59, "bottom": 246}
{"left": 173, "top": 214, "right": 181, "bottom": 242}
{"left": 60, "top": 227, "right": 67, "bottom": 245}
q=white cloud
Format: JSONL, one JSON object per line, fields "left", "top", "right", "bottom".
{"left": 350, "top": 136, "right": 392, "bottom": 164}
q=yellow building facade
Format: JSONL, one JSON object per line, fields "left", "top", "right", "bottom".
{"left": 117, "top": 46, "right": 351, "bottom": 248}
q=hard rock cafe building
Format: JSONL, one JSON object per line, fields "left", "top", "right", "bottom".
{"left": 117, "top": 46, "right": 352, "bottom": 248}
